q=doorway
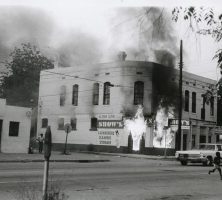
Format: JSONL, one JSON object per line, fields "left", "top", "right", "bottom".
{"left": 183, "top": 134, "right": 187, "bottom": 150}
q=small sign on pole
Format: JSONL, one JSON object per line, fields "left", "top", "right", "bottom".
{"left": 42, "top": 126, "right": 52, "bottom": 200}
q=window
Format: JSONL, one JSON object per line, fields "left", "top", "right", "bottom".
{"left": 42, "top": 118, "right": 48, "bottom": 128}
{"left": 210, "top": 96, "right": 214, "bottom": 116}
{"left": 103, "top": 82, "right": 110, "bottom": 105}
{"left": 60, "top": 85, "right": 66, "bottom": 106}
{"left": 134, "top": 81, "right": 144, "bottom": 105}
{"left": 200, "top": 135, "right": 206, "bottom": 143}
{"left": 208, "top": 136, "right": 212, "bottom": 143}
{"left": 192, "top": 92, "right": 196, "bottom": 113}
{"left": 92, "top": 83, "right": 99, "bottom": 105}
{"left": 9, "top": 121, "right": 19, "bottom": 137}
{"left": 72, "top": 84, "right": 79, "bottom": 106}
{"left": 58, "top": 118, "right": 64, "bottom": 130}
{"left": 70, "top": 118, "right": 77, "bottom": 130}
{"left": 90, "top": 117, "right": 97, "bottom": 130}
{"left": 216, "top": 135, "right": 220, "bottom": 142}
{"left": 184, "top": 90, "right": 189, "bottom": 112}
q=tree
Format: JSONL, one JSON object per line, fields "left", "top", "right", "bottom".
{"left": 172, "top": 7, "right": 222, "bottom": 125}
{"left": 172, "top": 7, "right": 222, "bottom": 69}
{"left": 0, "top": 43, "right": 54, "bottom": 107}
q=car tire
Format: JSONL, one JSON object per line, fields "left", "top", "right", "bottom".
{"left": 181, "top": 161, "right": 188, "bottom": 166}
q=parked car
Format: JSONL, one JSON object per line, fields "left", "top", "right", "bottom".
{"left": 175, "top": 143, "right": 222, "bottom": 166}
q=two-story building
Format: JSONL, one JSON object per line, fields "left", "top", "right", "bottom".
{"left": 37, "top": 60, "right": 219, "bottom": 155}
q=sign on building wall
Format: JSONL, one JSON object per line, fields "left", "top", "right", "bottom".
{"left": 97, "top": 120, "right": 124, "bottom": 129}
{"left": 97, "top": 114, "right": 123, "bottom": 147}
{"left": 168, "top": 119, "right": 190, "bottom": 130}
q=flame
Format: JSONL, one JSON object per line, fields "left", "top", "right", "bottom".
{"left": 153, "top": 107, "right": 175, "bottom": 148}
{"left": 124, "top": 105, "right": 147, "bottom": 151}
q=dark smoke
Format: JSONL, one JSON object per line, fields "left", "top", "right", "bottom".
{"left": 154, "top": 50, "right": 176, "bottom": 67}
{"left": 56, "top": 31, "right": 103, "bottom": 68}
{"left": 152, "top": 63, "right": 179, "bottom": 114}
{"left": 0, "top": 6, "right": 104, "bottom": 71}
{"left": 108, "top": 7, "right": 179, "bottom": 63}
{"left": 0, "top": 6, "right": 55, "bottom": 73}
{"left": 112, "top": 7, "right": 180, "bottom": 116}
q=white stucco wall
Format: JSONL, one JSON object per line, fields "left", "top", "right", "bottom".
{"left": 37, "top": 61, "right": 218, "bottom": 151}
{"left": 0, "top": 103, "right": 31, "bottom": 153}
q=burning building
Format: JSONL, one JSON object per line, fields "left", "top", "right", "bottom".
{"left": 37, "top": 59, "right": 219, "bottom": 155}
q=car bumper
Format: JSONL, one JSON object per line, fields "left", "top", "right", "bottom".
{"left": 177, "top": 157, "right": 207, "bottom": 163}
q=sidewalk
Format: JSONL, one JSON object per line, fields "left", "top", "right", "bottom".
{"left": 0, "top": 151, "right": 176, "bottom": 163}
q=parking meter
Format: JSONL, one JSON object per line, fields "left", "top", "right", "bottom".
{"left": 44, "top": 126, "right": 52, "bottom": 160}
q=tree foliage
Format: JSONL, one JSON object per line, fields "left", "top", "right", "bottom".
{"left": 0, "top": 43, "right": 54, "bottom": 107}
{"left": 172, "top": 7, "right": 222, "bottom": 69}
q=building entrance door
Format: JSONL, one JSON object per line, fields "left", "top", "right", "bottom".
{"left": 183, "top": 134, "right": 187, "bottom": 150}
{"left": 0, "top": 120, "right": 2, "bottom": 152}
{"left": 128, "top": 134, "right": 133, "bottom": 153}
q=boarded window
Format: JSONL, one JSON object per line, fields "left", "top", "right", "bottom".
{"left": 42, "top": 118, "right": 48, "bottom": 128}
{"left": 72, "top": 84, "right": 79, "bottom": 106}
{"left": 58, "top": 118, "right": 64, "bottom": 130}
{"left": 70, "top": 118, "right": 77, "bottom": 130}
{"left": 192, "top": 92, "right": 196, "bottom": 113}
{"left": 60, "top": 85, "right": 66, "bottom": 106}
{"left": 92, "top": 83, "right": 99, "bottom": 105}
{"left": 134, "top": 81, "right": 144, "bottom": 105}
{"left": 9, "top": 121, "right": 19, "bottom": 137}
{"left": 103, "top": 82, "right": 110, "bottom": 105}
{"left": 90, "top": 118, "right": 97, "bottom": 130}
{"left": 184, "top": 90, "right": 189, "bottom": 112}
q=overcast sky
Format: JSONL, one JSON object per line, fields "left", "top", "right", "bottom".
{"left": 0, "top": 0, "right": 221, "bottom": 80}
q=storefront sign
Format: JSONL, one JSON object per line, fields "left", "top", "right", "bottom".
{"left": 98, "top": 130, "right": 120, "bottom": 145}
{"left": 97, "top": 120, "right": 124, "bottom": 129}
{"left": 215, "top": 126, "right": 222, "bottom": 134}
{"left": 168, "top": 119, "right": 190, "bottom": 129}
{"left": 98, "top": 114, "right": 122, "bottom": 120}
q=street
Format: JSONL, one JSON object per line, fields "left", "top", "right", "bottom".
{"left": 0, "top": 155, "right": 222, "bottom": 200}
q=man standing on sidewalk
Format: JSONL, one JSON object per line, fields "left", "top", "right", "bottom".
{"left": 37, "top": 134, "right": 44, "bottom": 153}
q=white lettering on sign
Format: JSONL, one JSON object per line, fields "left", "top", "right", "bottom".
{"left": 168, "top": 119, "right": 190, "bottom": 126}
{"left": 97, "top": 130, "right": 121, "bottom": 146}
{"left": 98, "top": 114, "right": 122, "bottom": 120}
{"left": 98, "top": 120, "right": 123, "bottom": 129}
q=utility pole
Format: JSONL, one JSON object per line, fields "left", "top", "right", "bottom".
{"left": 177, "top": 40, "right": 183, "bottom": 151}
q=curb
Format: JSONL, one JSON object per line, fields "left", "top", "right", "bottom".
{"left": 81, "top": 151, "right": 176, "bottom": 161}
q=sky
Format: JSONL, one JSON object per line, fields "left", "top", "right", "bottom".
{"left": 0, "top": 0, "right": 221, "bottom": 80}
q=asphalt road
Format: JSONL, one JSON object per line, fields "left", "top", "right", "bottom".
{"left": 0, "top": 155, "right": 222, "bottom": 200}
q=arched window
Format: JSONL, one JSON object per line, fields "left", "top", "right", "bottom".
{"left": 42, "top": 118, "right": 48, "bottom": 128}
{"left": 60, "top": 85, "right": 66, "bottom": 106}
{"left": 134, "top": 81, "right": 144, "bottom": 105}
{"left": 72, "top": 84, "right": 79, "bottom": 106}
{"left": 92, "top": 83, "right": 99, "bottom": 105}
{"left": 184, "top": 90, "right": 189, "bottom": 112}
{"left": 192, "top": 92, "right": 196, "bottom": 113}
{"left": 103, "top": 82, "right": 110, "bottom": 105}
{"left": 210, "top": 96, "right": 214, "bottom": 116}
